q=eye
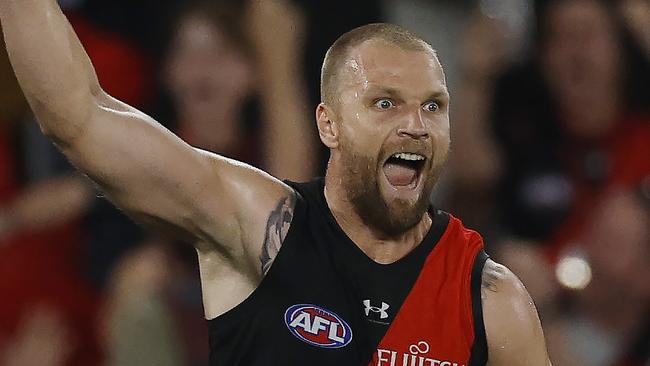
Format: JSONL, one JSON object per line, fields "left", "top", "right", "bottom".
{"left": 423, "top": 101, "right": 439, "bottom": 112}
{"left": 374, "top": 98, "right": 394, "bottom": 110}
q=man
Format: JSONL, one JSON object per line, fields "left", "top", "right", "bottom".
{"left": 0, "top": 0, "right": 552, "bottom": 365}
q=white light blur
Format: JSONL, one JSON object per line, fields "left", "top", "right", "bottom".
{"left": 480, "top": 0, "right": 533, "bottom": 33}
{"left": 555, "top": 254, "right": 592, "bottom": 290}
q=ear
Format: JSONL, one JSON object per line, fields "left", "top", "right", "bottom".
{"left": 316, "top": 103, "right": 340, "bottom": 149}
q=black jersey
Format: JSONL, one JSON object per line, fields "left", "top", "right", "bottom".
{"left": 208, "top": 178, "right": 487, "bottom": 365}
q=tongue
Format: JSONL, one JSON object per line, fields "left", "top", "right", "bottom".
{"left": 383, "top": 162, "right": 417, "bottom": 187}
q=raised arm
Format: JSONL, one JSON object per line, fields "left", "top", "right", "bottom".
{"left": 481, "top": 259, "right": 553, "bottom": 366}
{"left": 247, "top": 0, "right": 318, "bottom": 181}
{"left": 0, "top": 0, "right": 292, "bottom": 256}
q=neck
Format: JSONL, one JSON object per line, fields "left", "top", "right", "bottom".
{"left": 324, "top": 173, "right": 432, "bottom": 265}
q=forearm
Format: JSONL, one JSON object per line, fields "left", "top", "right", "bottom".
{"left": 0, "top": 0, "right": 99, "bottom": 142}
{"left": 262, "top": 81, "right": 317, "bottom": 181}
{"left": 0, "top": 175, "right": 93, "bottom": 237}
{"left": 249, "top": 0, "right": 317, "bottom": 181}
{"left": 450, "top": 77, "right": 502, "bottom": 191}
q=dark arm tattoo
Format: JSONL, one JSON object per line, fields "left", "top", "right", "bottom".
{"left": 260, "top": 192, "right": 296, "bottom": 276}
{"left": 481, "top": 259, "right": 507, "bottom": 294}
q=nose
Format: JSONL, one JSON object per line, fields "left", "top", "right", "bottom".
{"left": 397, "top": 108, "right": 429, "bottom": 140}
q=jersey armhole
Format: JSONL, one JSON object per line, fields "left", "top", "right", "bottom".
{"left": 207, "top": 187, "right": 307, "bottom": 326}
{"left": 469, "top": 249, "right": 489, "bottom": 366}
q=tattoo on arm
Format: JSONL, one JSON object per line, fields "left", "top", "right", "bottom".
{"left": 260, "top": 192, "right": 296, "bottom": 275}
{"left": 482, "top": 259, "right": 506, "bottom": 293}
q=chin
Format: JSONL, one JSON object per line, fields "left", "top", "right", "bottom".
{"left": 342, "top": 148, "right": 441, "bottom": 237}
{"left": 384, "top": 202, "right": 426, "bottom": 234}
{"left": 360, "top": 174, "right": 431, "bottom": 236}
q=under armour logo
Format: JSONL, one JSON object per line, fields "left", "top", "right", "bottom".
{"left": 363, "top": 299, "right": 390, "bottom": 319}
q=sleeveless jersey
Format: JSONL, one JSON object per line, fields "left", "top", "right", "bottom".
{"left": 208, "top": 178, "right": 489, "bottom": 366}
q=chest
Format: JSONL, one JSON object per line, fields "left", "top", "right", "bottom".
{"left": 269, "top": 228, "right": 475, "bottom": 365}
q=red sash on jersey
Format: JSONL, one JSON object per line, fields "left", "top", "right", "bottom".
{"left": 369, "top": 215, "right": 485, "bottom": 366}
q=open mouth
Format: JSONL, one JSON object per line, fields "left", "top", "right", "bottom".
{"left": 382, "top": 152, "right": 426, "bottom": 189}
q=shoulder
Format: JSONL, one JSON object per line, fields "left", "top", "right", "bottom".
{"left": 481, "top": 259, "right": 552, "bottom": 366}
{"left": 480, "top": 259, "right": 518, "bottom": 295}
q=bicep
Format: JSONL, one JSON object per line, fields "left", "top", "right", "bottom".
{"left": 482, "top": 260, "right": 552, "bottom": 366}
{"left": 60, "top": 93, "right": 209, "bottom": 231}
{"left": 56, "top": 91, "right": 274, "bottom": 248}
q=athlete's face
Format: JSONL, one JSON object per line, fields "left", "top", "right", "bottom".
{"left": 326, "top": 40, "right": 450, "bottom": 236}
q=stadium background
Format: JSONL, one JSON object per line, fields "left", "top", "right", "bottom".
{"left": 0, "top": 0, "right": 649, "bottom": 365}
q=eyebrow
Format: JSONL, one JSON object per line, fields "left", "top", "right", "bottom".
{"left": 366, "top": 86, "right": 449, "bottom": 101}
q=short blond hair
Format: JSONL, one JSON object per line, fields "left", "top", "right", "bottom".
{"left": 320, "top": 23, "right": 437, "bottom": 106}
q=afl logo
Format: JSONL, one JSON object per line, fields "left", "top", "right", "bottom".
{"left": 284, "top": 304, "right": 353, "bottom": 348}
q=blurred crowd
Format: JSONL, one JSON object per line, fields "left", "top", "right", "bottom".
{"left": 0, "top": 0, "right": 648, "bottom": 365}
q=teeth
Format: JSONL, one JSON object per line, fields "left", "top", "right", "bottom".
{"left": 391, "top": 152, "right": 425, "bottom": 161}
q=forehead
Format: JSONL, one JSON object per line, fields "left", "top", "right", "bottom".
{"left": 340, "top": 39, "right": 446, "bottom": 95}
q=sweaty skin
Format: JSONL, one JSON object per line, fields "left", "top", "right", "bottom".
{"left": 0, "top": 0, "right": 293, "bottom": 320}
{"left": 316, "top": 40, "right": 552, "bottom": 365}
{"left": 482, "top": 260, "right": 553, "bottom": 366}
{"left": 1, "top": 1, "right": 551, "bottom": 364}
{"left": 320, "top": 39, "right": 449, "bottom": 258}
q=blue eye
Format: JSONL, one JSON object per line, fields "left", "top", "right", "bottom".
{"left": 423, "top": 101, "right": 439, "bottom": 112}
{"left": 374, "top": 99, "right": 394, "bottom": 110}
